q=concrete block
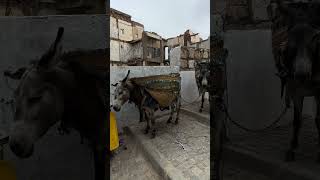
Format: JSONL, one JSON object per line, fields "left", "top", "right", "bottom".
{"left": 189, "top": 60, "right": 195, "bottom": 69}
{"left": 194, "top": 49, "right": 202, "bottom": 60}
{"left": 180, "top": 59, "right": 189, "bottom": 68}
{"left": 181, "top": 46, "right": 188, "bottom": 59}
{"left": 188, "top": 48, "right": 195, "bottom": 59}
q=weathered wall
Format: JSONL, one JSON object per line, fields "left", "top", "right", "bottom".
{"left": 169, "top": 46, "right": 181, "bottom": 67}
{"left": 224, "top": 29, "right": 315, "bottom": 133}
{"left": 110, "top": 39, "right": 120, "bottom": 61}
{"left": 169, "top": 46, "right": 210, "bottom": 70}
{"left": 191, "top": 34, "right": 201, "bottom": 43}
{"left": 0, "top": 15, "right": 107, "bottom": 180}
{"left": 180, "top": 71, "right": 209, "bottom": 104}
{"left": 110, "top": 40, "right": 142, "bottom": 63}
{"left": 119, "top": 41, "right": 132, "bottom": 61}
{"left": 110, "top": 16, "right": 118, "bottom": 39}
{"left": 132, "top": 24, "right": 143, "bottom": 40}
{"left": 131, "top": 41, "right": 143, "bottom": 59}
{"left": 118, "top": 19, "right": 133, "bottom": 42}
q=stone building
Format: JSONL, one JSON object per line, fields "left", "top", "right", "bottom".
{"left": 0, "top": 0, "right": 105, "bottom": 16}
{"left": 167, "top": 29, "right": 210, "bottom": 70}
{"left": 109, "top": 8, "right": 209, "bottom": 68}
{"left": 213, "top": 0, "right": 271, "bottom": 30}
{"left": 110, "top": 8, "right": 166, "bottom": 66}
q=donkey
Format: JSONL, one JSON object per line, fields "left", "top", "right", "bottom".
{"left": 111, "top": 82, "right": 145, "bottom": 123}
{"left": 270, "top": 0, "right": 320, "bottom": 162}
{"left": 4, "top": 27, "right": 107, "bottom": 179}
{"left": 112, "top": 71, "right": 181, "bottom": 138}
{"left": 195, "top": 61, "right": 210, "bottom": 112}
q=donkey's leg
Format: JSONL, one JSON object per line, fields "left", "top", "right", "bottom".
{"left": 175, "top": 97, "right": 181, "bottom": 125}
{"left": 140, "top": 96, "right": 147, "bottom": 122}
{"left": 150, "top": 110, "right": 157, "bottom": 138}
{"left": 199, "top": 93, "right": 205, "bottom": 113}
{"left": 286, "top": 97, "right": 303, "bottom": 162}
{"left": 143, "top": 109, "right": 150, "bottom": 134}
{"left": 139, "top": 109, "right": 144, "bottom": 122}
{"left": 167, "top": 105, "right": 173, "bottom": 124}
{"left": 315, "top": 96, "right": 320, "bottom": 162}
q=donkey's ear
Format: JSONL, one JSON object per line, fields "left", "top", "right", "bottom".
{"left": 3, "top": 67, "right": 27, "bottom": 80}
{"left": 122, "top": 70, "right": 130, "bottom": 83}
{"left": 38, "top": 27, "right": 64, "bottom": 68}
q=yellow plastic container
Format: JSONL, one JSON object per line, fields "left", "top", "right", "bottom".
{"left": 0, "top": 161, "right": 16, "bottom": 180}
{"left": 110, "top": 112, "right": 119, "bottom": 151}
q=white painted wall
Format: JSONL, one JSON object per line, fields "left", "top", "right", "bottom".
{"left": 180, "top": 71, "right": 209, "bottom": 106}
{"left": 110, "top": 40, "right": 120, "bottom": 62}
{"left": 224, "top": 29, "right": 316, "bottom": 132}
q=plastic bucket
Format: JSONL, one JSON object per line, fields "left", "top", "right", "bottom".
{"left": 110, "top": 112, "right": 119, "bottom": 151}
{"left": 0, "top": 160, "right": 16, "bottom": 180}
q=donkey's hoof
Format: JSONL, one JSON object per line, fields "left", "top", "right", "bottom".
{"left": 199, "top": 109, "right": 203, "bottom": 113}
{"left": 174, "top": 120, "right": 179, "bottom": 125}
{"left": 285, "top": 150, "right": 295, "bottom": 162}
{"left": 167, "top": 117, "right": 172, "bottom": 124}
{"left": 144, "top": 129, "right": 149, "bottom": 134}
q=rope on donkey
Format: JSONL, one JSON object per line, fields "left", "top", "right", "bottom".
{"left": 224, "top": 103, "right": 289, "bottom": 133}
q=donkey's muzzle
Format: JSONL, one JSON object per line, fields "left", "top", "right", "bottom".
{"left": 9, "top": 137, "right": 34, "bottom": 158}
{"left": 113, "top": 106, "right": 120, "bottom": 112}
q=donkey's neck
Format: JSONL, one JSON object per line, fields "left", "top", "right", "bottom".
{"left": 128, "top": 80, "right": 143, "bottom": 106}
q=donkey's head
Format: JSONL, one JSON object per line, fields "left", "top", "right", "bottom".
{"left": 195, "top": 61, "right": 210, "bottom": 88}
{"left": 274, "top": 0, "right": 320, "bottom": 81}
{"left": 112, "top": 70, "right": 132, "bottom": 112}
{"left": 5, "top": 27, "right": 67, "bottom": 158}
{"left": 287, "top": 23, "right": 320, "bottom": 81}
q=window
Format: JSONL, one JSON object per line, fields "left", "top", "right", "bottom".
{"left": 136, "top": 34, "right": 138, "bottom": 38}
{"left": 165, "top": 47, "right": 169, "bottom": 60}
{"left": 121, "top": 29, "right": 124, "bottom": 34}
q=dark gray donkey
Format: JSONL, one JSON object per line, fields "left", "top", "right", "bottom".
{"left": 4, "top": 27, "right": 107, "bottom": 179}
{"left": 268, "top": 0, "right": 320, "bottom": 162}
{"left": 112, "top": 71, "right": 181, "bottom": 138}
{"left": 195, "top": 61, "right": 210, "bottom": 112}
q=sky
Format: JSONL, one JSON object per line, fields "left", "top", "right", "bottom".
{"left": 110, "top": 0, "right": 210, "bottom": 39}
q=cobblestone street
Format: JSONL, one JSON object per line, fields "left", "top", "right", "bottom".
{"left": 182, "top": 99, "right": 210, "bottom": 115}
{"left": 223, "top": 161, "right": 272, "bottom": 180}
{"left": 110, "top": 134, "right": 161, "bottom": 180}
{"left": 129, "top": 111, "right": 210, "bottom": 179}
{"left": 228, "top": 114, "right": 320, "bottom": 174}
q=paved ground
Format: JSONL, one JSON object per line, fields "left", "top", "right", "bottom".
{"left": 182, "top": 100, "right": 275, "bottom": 180}
{"left": 110, "top": 133, "right": 161, "bottom": 180}
{"left": 223, "top": 161, "right": 272, "bottom": 180}
{"left": 128, "top": 112, "right": 210, "bottom": 179}
{"left": 182, "top": 99, "right": 210, "bottom": 115}
{"left": 226, "top": 114, "right": 320, "bottom": 179}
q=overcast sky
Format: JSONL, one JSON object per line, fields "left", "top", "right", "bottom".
{"left": 110, "top": 0, "right": 210, "bottom": 39}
